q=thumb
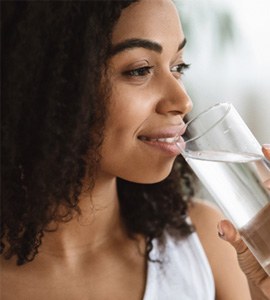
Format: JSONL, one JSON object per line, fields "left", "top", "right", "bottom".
{"left": 217, "top": 219, "right": 267, "bottom": 284}
{"left": 262, "top": 144, "right": 270, "bottom": 160}
{"left": 217, "top": 219, "right": 247, "bottom": 253}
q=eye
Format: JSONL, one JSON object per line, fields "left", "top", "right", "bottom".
{"left": 170, "top": 63, "right": 190, "bottom": 77}
{"left": 122, "top": 66, "right": 153, "bottom": 77}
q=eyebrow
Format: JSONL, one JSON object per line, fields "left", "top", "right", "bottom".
{"left": 110, "top": 37, "right": 187, "bottom": 56}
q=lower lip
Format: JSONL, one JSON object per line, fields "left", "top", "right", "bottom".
{"left": 139, "top": 138, "right": 186, "bottom": 156}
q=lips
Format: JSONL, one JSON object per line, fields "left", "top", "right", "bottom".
{"left": 137, "top": 126, "right": 186, "bottom": 155}
{"left": 138, "top": 125, "right": 186, "bottom": 143}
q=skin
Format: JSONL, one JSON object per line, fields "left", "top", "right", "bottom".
{"left": 1, "top": 1, "right": 269, "bottom": 299}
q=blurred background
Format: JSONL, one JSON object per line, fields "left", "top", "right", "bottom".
{"left": 175, "top": 0, "right": 270, "bottom": 199}
{"left": 176, "top": 0, "right": 270, "bottom": 144}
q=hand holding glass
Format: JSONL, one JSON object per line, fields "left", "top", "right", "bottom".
{"left": 179, "top": 103, "right": 270, "bottom": 275}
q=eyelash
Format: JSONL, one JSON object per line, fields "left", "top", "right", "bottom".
{"left": 171, "top": 63, "right": 190, "bottom": 75}
{"left": 123, "top": 63, "right": 190, "bottom": 78}
{"left": 123, "top": 66, "right": 154, "bottom": 77}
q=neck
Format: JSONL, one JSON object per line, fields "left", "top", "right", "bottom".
{"left": 39, "top": 176, "right": 125, "bottom": 258}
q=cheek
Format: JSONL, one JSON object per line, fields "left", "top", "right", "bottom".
{"left": 107, "top": 86, "right": 154, "bottom": 135}
{"left": 100, "top": 113, "right": 176, "bottom": 184}
{"left": 98, "top": 84, "right": 175, "bottom": 183}
{"left": 104, "top": 107, "right": 139, "bottom": 141}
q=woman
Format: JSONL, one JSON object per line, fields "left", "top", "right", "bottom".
{"left": 1, "top": 1, "right": 270, "bottom": 299}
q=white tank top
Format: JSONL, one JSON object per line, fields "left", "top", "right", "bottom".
{"left": 143, "top": 232, "right": 215, "bottom": 300}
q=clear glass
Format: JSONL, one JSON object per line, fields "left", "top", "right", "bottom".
{"left": 181, "top": 103, "right": 270, "bottom": 275}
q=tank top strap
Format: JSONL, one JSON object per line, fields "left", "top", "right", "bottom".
{"left": 143, "top": 232, "right": 215, "bottom": 300}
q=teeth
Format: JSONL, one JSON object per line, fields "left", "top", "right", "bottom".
{"left": 156, "top": 137, "right": 176, "bottom": 143}
{"left": 140, "top": 136, "right": 179, "bottom": 143}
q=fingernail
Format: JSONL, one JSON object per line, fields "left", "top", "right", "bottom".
{"left": 217, "top": 222, "right": 225, "bottom": 239}
{"left": 262, "top": 144, "right": 270, "bottom": 158}
{"left": 262, "top": 144, "right": 270, "bottom": 149}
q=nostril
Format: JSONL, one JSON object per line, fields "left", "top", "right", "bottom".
{"left": 169, "top": 110, "right": 182, "bottom": 116}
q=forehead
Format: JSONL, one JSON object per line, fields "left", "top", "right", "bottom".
{"left": 111, "top": 0, "right": 184, "bottom": 45}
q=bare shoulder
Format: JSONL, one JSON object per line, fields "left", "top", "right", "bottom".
{"left": 188, "top": 199, "right": 251, "bottom": 300}
{"left": 188, "top": 199, "right": 223, "bottom": 228}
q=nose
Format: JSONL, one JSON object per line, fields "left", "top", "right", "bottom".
{"left": 155, "top": 74, "right": 193, "bottom": 118}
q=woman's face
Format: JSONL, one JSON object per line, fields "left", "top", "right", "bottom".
{"left": 99, "top": 0, "right": 192, "bottom": 183}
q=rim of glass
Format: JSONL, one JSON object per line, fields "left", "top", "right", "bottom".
{"left": 184, "top": 102, "right": 232, "bottom": 143}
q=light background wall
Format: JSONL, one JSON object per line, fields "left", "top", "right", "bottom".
{"left": 176, "top": 0, "right": 270, "bottom": 144}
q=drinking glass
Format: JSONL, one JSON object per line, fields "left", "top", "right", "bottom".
{"left": 180, "top": 102, "right": 270, "bottom": 275}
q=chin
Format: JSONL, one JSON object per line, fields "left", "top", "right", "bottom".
{"left": 123, "top": 167, "right": 172, "bottom": 184}
{"left": 116, "top": 158, "right": 175, "bottom": 184}
{"left": 138, "top": 176, "right": 169, "bottom": 184}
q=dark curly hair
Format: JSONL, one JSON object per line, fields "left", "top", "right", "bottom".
{"left": 1, "top": 0, "right": 195, "bottom": 266}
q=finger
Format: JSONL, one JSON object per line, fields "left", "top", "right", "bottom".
{"left": 217, "top": 219, "right": 247, "bottom": 253}
{"left": 262, "top": 145, "right": 270, "bottom": 189}
{"left": 264, "top": 179, "right": 270, "bottom": 189}
{"left": 262, "top": 144, "right": 270, "bottom": 160}
{"left": 217, "top": 219, "right": 268, "bottom": 284}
